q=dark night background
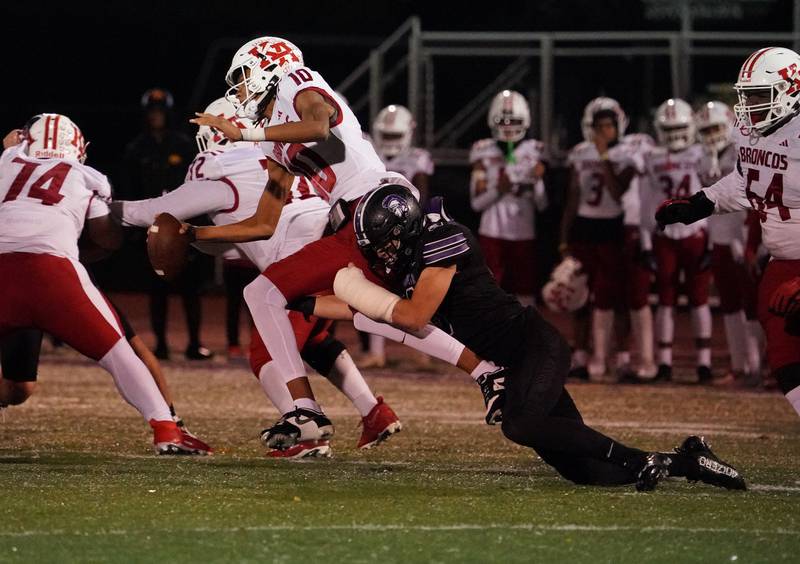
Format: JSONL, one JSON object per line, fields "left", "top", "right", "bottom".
{"left": 1, "top": 0, "right": 793, "bottom": 290}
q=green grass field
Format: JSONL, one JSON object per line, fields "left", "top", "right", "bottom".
{"left": 1, "top": 357, "right": 799, "bottom": 563}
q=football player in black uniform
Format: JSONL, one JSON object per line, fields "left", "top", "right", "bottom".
{"left": 294, "top": 185, "right": 746, "bottom": 492}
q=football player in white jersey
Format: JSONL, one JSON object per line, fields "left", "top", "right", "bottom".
{"left": 188, "top": 37, "right": 505, "bottom": 448}
{"left": 658, "top": 47, "right": 800, "bottom": 418}
{"left": 696, "top": 100, "right": 762, "bottom": 385}
{"left": 0, "top": 115, "right": 207, "bottom": 454}
{"left": 470, "top": 90, "right": 547, "bottom": 308}
{"left": 116, "top": 97, "right": 404, "bottom": 456}
{"left": 363, "top": 104, "right": 436, "bottom": 367}
{"left": 641, "top": 99, "right": 713, "bottom": 383}
{"left": 560, "top": 97, "right": 641, "bottom": 380}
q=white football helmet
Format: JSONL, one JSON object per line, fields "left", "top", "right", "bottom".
{"left": 487, "top": 90, "right": 530, "bottom": 143}
{"left": 372, "top": 104, "right": 414, "bottom": 158}
{"left": 734, "top": 46, "right": 800, "bottom": 134}
{"left": 195, "top": 97, "right": 254, "bottom": 153}
{"left": 694, "top": 100, "right": 735, "bottom": 153}
{"left": 654, "top": 98, "right": 696, "bottom": 152}
{"left": 225, "top": 36, "right": 304, "bottom": 120}
{"left": 542, "top": 257, "right": 589, "bottom": 313}
{"left": 23, "top": 113, "right": 87, "bottom": 163}
{"left": 581, "top": 97, "right": 628, "bottom": 142}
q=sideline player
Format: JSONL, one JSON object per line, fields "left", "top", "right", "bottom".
{"left": 657, "top": 47, "right": 800, "bottom": 417}
{"left": 0, "top": 116, "right": 208, "bottom": 454}
{"left": 470, "top": 90, "right": 547, "bottom": 308}
{"left": 641, "top": 99, "right": 713, "bottom": 383}
{"left": 696, "top": 100, "right": 762, "bottom": 385}
{"left": 302, "top": 184, "right": 746, "bottom": 491}
{"left": 560, "top": 97, "right": 640, "bottom": 380}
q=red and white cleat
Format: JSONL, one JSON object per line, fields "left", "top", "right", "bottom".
{"left": 266, "top": 439, "right": 332, "bottom": 459}
{"left": 358, "top": 396, "right": 402, "bottom": 449}
{"left": 150, "top": 419, "right": 212, "bottom": 456}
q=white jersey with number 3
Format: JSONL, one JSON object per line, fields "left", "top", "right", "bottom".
{"left": 568, "top": 141, "right": 643, "bottom": 219}
{"left": 704, "top": 117, "right": 800, "bottom": 260}
{"left": 262, "top": 67, "right": 410, "bottom": 204}
{"left": 642, "top": 144, "right": 707, "bottom": 240}
{"left": 0, "top": 144, "right": 111, "bottom": 260}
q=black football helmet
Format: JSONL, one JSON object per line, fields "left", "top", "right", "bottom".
{"left": 353, "top": 184, "right": 423, "bottom": 278}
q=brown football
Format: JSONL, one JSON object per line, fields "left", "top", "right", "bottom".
{"left": 147, "top": 213, "right": 190, "bottom": 281}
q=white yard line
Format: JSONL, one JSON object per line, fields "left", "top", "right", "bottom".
{"left": 0, "top": 523, "right": 797, "bottom": 538}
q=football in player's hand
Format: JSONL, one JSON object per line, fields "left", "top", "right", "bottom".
{"left": 147, "top": 213, "right": 190, "bottom": 281}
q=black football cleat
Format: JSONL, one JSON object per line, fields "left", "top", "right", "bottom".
{"left": 476, "top": 367, "right": 506, "bottom": 425}
{"left": 696, "top": 366, "right": 713, "bottom": 384}
{"left": 675, "top": 435, "right": 747, "bottom": 490}
{"left": 261, "top": 408, "right": 334, "bottom": 450}
{"left": 568, "top": 365, "right": 590, "bottom": 382}
{"left": 185, "top": 345, "right": 214, "bottom": 361}
{"left": 635, "top": 453, "right": 672, "bottom": 492}
{"left": 654, "top": 364, "right": 672, "bottom": 382}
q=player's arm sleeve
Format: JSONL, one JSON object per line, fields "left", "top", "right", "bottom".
{"left": 702, "top": 165, "right": 750, "bottom": 214}
{"left": 422, "top": 224, "right": 473, "bottom": 269}
{"left": 116, "top": 179, "right": 236, "bottom": 227}
{"left": 470, "top": 164, "right": 500, "bottom": 212}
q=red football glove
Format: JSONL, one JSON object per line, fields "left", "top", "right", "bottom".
{"left": 769, "top": 277, "right": 800, "bottom": 317}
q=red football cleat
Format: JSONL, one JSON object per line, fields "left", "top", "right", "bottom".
{"left": 266, "top": 439, "right": 332, "bottom": 459}
{"left": 358, "top": 396, "right": 402, "bottom": 449}
{"left": 150, "top": 419, "right": 212, "bottom": 456}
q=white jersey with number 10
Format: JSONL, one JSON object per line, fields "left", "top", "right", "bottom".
{"left": 261, "top": 67, "right": 410, "bottom": 204}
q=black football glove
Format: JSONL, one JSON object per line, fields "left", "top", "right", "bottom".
{"left": 698, "top": 248, "right": 713, "bottom": 272}
{"left": 655, "top": 192, "right": 715, "bottom": 230}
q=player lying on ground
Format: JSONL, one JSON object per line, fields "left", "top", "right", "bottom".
{"left": 656, "top": 46, "right": 800, "bottom": 419}
{"left": 0, "top": 118, "right": 208, "bottom": 455}
{"left": 186, "top": 37, "right": 506, "bottom": 449}
{"left": 292, "top": 184, "right": 746, "bottom": 491}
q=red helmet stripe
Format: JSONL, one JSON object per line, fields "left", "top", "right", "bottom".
{"left": 51, "top": 115, "right": 61, "bottom": 149}
{"left": 43, "top": 115, "right": 52, "bottom": 150}
{"left": 746, "top": 47, "right": 775, "bottom": 74}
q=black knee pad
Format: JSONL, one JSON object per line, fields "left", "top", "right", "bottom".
{"left": 302, "top": 335, "right": 346, "bottom": 377}
{"left": 773, "top": 363, "right": 800, "bottom": 395}
{"left": 1, "top": 329, "right": 43, "bottom": 382}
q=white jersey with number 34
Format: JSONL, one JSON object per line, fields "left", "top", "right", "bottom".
{"left": 0, "top": 144, "right": 111, "bottom": 260}
{"left": 642, "top": 144, "right": 707, "bottom": 240}
{"left": 262, "top": 67, "right": 410, "bottom": 204}
{"left": 704, "top": 116, "right": 800, "bottom": 260}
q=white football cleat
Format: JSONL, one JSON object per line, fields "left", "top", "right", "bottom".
{"left": 260, "top": 408, "right": 334, "bottom": 450}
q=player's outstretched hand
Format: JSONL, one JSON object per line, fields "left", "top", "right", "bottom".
{"left": 769, "top": 277, "right": 800, "bottom": 317}
{"left": 3, "top": 129, "right": 23, "bottom": 149}
{"left": 190, "top": 113, "right": 243, "bottom": 141}
{"left": 654, "top": 191, "right": 715, "bottom": 230}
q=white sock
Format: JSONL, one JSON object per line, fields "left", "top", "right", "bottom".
{"left": 353, "top": 313, "right": 464, "bottom": 365}
{"left": 243, "top": 276, "right": 307, "bottom": 384}
{"left": 294, "top": 397, "right": 322, "bottom": 413}
{"left": 258, "top": 361, "right": 294, "bottom": 416}
{"left": 470, "top": 359, "right": 501, "bottom": 382}
{"left": 572, "top": 349, "right": 588, "bottom": 368}
{"left": 656, "top": 306, "right": 674, "bottom": 365}
{"left": 590, "top": 309, "right": 614, "bottom": 369}
{"left": 786, "top": 386, "right": 800, "bottom": 418}
{"left": 746, "top": 320, "right": 763, "bottom": 374}
{"left": 691, "top": 304, "right": 712, "bottom": 367}
{"left": 368, "top": 334, "right": 385, "bottom": 358}
{"left": 630, "top": 306, "right": 655, "bottom": 367}
{"left": 723, "top": 311, "right": 748, "bottom": 372}
{"left": 327, "top": 351, "right": 378, "bottom": 417}
{"left": 98, "top": 339, "right": 172, "bottom": 422}
{"left": 616, "top": 351, "right": 631, "bottom": 369}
